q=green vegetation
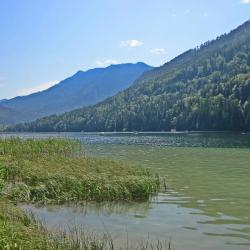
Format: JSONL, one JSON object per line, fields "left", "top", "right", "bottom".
{"left": 9, "top": 20, "right": 250, "bottom": 132}
{"left": 0, "top": 138, "right": 159, "bottom": 203}
{"left": 0, "top": 199, "right": 64, "bottom": 249}
{"left": 0, "top": 138, "right": 170, "bottom": 249}
{"left": 0, "top": 199, "right": 125, "bottom": 249}
{"left": 0, "top": 199, "right": 172, "bottom": 249}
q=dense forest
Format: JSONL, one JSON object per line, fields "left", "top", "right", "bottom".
{"left": 8, "top": 20, "right": 250, "bottom": 132}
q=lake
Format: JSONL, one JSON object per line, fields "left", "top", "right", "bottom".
{"left": 2, "top": 132, "right": 250, "bottom": 250}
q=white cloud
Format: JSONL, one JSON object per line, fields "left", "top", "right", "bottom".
{"left": 241, "top": 0, "right": 250, "bottom": 3}
{"left": 18, "top": 80, "right": 59, "bottom": 96}
{"left": 120, "top": 39, "right": 143, "bottom": 48}
{"left": 150, "top": 48, "right": 166, "bottom": 55}
{"left": 96, "top": 59, "right": 119, "bottom": 67}
{"left": 184, "top": 9, "right": 191, "bottom": 15}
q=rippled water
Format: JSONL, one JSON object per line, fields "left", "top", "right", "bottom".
{"left": 2, "top": 132, "right": 250, "bottom": 249}
{"left": 1, "top": 131, "right": 250, "bottom": 147}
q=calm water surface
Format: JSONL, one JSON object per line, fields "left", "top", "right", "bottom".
{"left": 2, "top": 132, "right": 250, "bottom": 250}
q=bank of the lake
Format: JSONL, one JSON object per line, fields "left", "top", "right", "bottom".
{"left": 0, "top": 138, "right": 160, "bottom": 203}
{"left": 1, "top": 132, "right": 250, "bottom": 250}
{"left": 0, "top": 137, "right": 163, "bottom": 249}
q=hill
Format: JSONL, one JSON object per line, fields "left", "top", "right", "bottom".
{"left": 8, "top": 20, "right": 250, "bottom": 132}
{"left": 0, "top": 106, "right": 33, "bottom": 125}
{"left": 1, "top": 62, "right": 152, "bottom": 123}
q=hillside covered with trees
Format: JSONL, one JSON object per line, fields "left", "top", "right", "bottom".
{"left": 8, "top": 20, "right": 250, "bottom": 132}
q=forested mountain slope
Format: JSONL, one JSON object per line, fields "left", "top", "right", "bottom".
{"left": 1, "top": 63, "right": 151, "bottom": 123}
{"left": 9, "top": 20, "right": 250, "bottom": 132}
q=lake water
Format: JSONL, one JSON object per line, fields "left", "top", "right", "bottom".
{"left": 2, "top": 132, "right": 250, "bottom": 250}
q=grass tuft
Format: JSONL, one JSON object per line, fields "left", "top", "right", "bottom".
{"left": 0, "top": 138, "right": 169, "bottom": 249}
{"left": 0, "top": 138, "right": 160, "bottom": 203}
{"left": 0, "top": 200, "right": 173, "bottom": 250}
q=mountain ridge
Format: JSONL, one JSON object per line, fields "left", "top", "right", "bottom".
{"left": 6, "top": 20, "right": 250, "bottom": 132}
{"left": 1, "top": 62, "right": 152, "bottom": 124}
{"left": 0, "top": 105, "right": 33, "bottom": 125}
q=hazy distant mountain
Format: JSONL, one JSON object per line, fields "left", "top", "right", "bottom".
{"left": 1, "top": 62, "right": 152, "bottom": 123}
{"left": 12, "top": 20, "right": 250, "bottom": 132}
{"left": 0, "top": 105, "right": 32, "bottom": 125}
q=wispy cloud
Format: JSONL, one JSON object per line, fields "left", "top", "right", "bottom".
{"left": 150, "top": 48, "right": 166, "bottom": 55}
{"left": 96, "top": 59, "right": 119, "bottom": 67}
{"left": 241, "top": 0, "right": 250, "bottom": 3}
{"left": 184, "top": 9, "right": 191, "bottom": 15}
{"left": 18, "top": 80, "right": 59, "bottom": 96}
{"left": 120, "top": 40, "right": 143, "bottom": 48}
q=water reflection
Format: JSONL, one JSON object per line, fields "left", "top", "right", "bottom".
{"left": 2, "top": 132, "right": 250, "bottom": 249}
{"left": 25, "top": 200, "right": 152, "bottom": 217}
{"left": 20, "top": 192, "right": 250, "bottom": 250}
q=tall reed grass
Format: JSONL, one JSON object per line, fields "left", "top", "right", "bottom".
{"left": 0, "top": 138, "right": 160, "bottom": 203}
{"left": 0, "top": 138, "right": 170, "bottom": 249}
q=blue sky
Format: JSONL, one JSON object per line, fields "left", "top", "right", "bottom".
{"left": 0, "top": 0, "right": 250, "bottom": 99}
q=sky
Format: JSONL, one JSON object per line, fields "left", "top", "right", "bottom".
{"left": 0, "top": 0, "right": 250, "bottom": 99}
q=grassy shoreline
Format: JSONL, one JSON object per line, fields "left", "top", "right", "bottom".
{"left": 0, "top": 138, "right": 160, "bottom": 203}
{"left": 0, "top": 138, "right": 166, "bottom": 249}
{"left": 1, "top": 199, "right": 172, "bottom": 250}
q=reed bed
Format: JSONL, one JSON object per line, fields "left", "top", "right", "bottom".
{"left": 0, "top": 138, "right": 160, "bottom": 203}
{"left": 0, "top": 138, "right": 171, "bottom": 249}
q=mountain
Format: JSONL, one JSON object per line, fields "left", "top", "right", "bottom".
{"left": 1, "top": 62, "right": 152, "bottom": 123}
{"left": 0, "top": 106, "right": 33, "bottom": 125}
{"left": 8, "top": 20, "right": 250, "bottom": 132}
